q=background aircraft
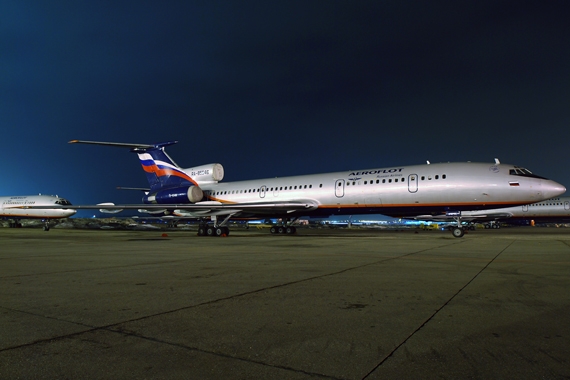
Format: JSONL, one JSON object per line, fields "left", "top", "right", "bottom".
{"left": 1, "top": 194, "right": 76, "bottom": 231}
{"left": 37, "top": 140, "right": 562, "bottom": 238}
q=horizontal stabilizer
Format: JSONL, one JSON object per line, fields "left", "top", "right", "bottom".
{"left": 117, "top": 186, "right": 151, "bottom": 192}
{"left": 69, "top": 140, "right": 178, "bottom": 150}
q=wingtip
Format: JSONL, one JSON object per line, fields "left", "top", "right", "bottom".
{"left": 68, "top": 140, "right": 79, "bottom": 144}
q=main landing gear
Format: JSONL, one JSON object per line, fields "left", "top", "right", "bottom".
{"left": 269, "top": 225, "right": 297, "bottom": 234}
{"left": 196, "top": 214, "right": 233, "bottom": 237}
{"left": 7, "top": 219, "right": 52, "bottom": 231}
{"left": 197, "top": 224, "right": 230, "bottom": 237}
{"left": 269, "top": 218, "right": 298, "bottom": 235}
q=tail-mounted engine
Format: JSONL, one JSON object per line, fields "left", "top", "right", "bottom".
{"left": 143, "top": 186, "right": 204, "bottom": 204}
{"left": 183, "top": 163, "right": 224, "bottom": 184}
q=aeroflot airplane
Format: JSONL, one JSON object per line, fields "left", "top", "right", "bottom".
{"left": 31, "top": 140, "right": 565, "bottom": 238}
{"left": 1, "top": 194, "right": 76, "bottom": 230}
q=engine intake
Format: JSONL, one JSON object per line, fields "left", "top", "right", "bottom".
{"left": 144, "top": 186, "right": 203, "bottom": 204}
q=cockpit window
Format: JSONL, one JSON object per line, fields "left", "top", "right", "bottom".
{"left": 509, "top": 166, "right": 546, "bottom": 179}
{"left": 56, "top": 198, "right": 72, "bottom": 206}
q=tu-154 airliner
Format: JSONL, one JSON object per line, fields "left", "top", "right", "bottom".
{"left": 27, "top": 140, "right": 565, "bottom": 237}
{"left": 1, "top": 194, "right": 76, "bottom": 230}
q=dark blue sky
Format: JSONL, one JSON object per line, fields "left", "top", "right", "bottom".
{"left": 2, "top": 1, "right": 569, "bottom": 215}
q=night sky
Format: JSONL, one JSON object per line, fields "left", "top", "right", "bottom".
{"left": 3, "top": 1, "right": 569, "bottom": 217}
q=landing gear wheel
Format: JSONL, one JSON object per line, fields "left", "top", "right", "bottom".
{"left": 197, "top": 225, "right": 207, "bottom": 236}
{"left": 206, "top": 226, "right": 215, "bottom": 236}
{"left": 222, "top": 227, "right": 230, "bottom": 236}
{"left": 277, "top": 226, "right": 285, "bottom": 234}
{"left": 286, "top": 226, "right": 296, "bottom": 234}
{"left": 452, "top": 227, "right": 465, "bottom": 238}
{"left": 214, "top": 227, "right": 225, "bottom": 237}
{"left": 270, "top": 226, "right": 277, "bottom": 234}
{"left": 43, "top": 225, "right": 50, "bottom": 231}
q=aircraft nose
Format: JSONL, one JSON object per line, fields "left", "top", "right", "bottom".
{"left": 543, "top": 180, "right": 566, "bottom": 198}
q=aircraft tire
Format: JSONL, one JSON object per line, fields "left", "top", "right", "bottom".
{"left": 286, "top": 226, "right": 296, "bottom": 234}
{"left": 222, "top": 227, "right": 230, "bottom": 236}
{"left": 452, "top": 227, "right": 464, "bottom": 238}
{"left": 197, "top": 226, "right": 206, "bottom": 236}
{"left": 270, "top": 226, "right": 277, "bottom": 234}
{"left": 277, "top": 226, "right": 285, "bottom": 234}
{"left": 206, "top": 226, "right": 215, "bottom": 236}
{"left": 214, "top": 227, "right": 224, "bottom": 236}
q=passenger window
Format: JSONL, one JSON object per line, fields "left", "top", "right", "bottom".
{"left": 442, "top": 174, "right": 446, "bottom": 179}
{"left": 435, "top": 175, "right": 439, "bottom": 179}
{"left": 421, "top": 176, "right": 425, "bottom": 180}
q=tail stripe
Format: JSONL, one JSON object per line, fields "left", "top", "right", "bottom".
{"left": 138, "top": 153, "right": 199, "bottom": 187}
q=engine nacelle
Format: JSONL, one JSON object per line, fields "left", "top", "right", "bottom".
{"left": 183, "top": 163, "right": 224, "bottom": 184}
{"left": 143, "top": 186, "right": 204, "bottom": 204}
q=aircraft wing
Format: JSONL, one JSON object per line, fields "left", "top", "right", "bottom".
{"left": 23, "top": 200, "right": 319, "bottom": 217}
{"left": 412, "top": 212, "right": 514, "bottom": 223}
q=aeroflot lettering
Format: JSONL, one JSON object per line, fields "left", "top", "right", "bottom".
{"left": 348, "top": 168, "right": 404, "bottom": 176}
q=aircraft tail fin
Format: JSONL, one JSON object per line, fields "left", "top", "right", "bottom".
{"left": 132, "top": 143, "right": 198, "bottom": 191}
{"left": 69, "top": 140, "right": 197, "bottom": 191}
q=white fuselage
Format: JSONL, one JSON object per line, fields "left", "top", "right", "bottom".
{"left": 0, "top": 195, "right": 76, "bottom": 219}
{"left": 186, "top": 162, "right": 565, "bottom": 218}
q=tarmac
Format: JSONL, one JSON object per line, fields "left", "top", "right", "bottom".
{"left": 1, "top": 226, "right": 569, "bottom": 379}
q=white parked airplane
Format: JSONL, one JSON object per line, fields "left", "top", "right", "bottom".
{"left": 30, "top": 140, "right": 566, "bottom": 237}
{"left": 1, "top": 194, "right": 76, "bottom": 231}
{"left": 416, "top": 196, "right": 570, "bottom": 228}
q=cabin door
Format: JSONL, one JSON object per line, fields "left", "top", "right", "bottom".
{"left": 408, "top": 174, "right": 418, "bottom": 193}
{"left": 335, "top": 179, "right": 345, "bottom": 197}
{"left": 259, "top": 185, "right": 266, "bottom": 198}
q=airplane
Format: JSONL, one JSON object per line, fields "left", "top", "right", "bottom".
{"left": 414, "top": 196, "right": 570, "bottom": 229}
{"left": 1, "top": 194, "right": 76, "bottom": 231}
{"left": 27, "top": 140, "right": 566, "bottom": 238}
